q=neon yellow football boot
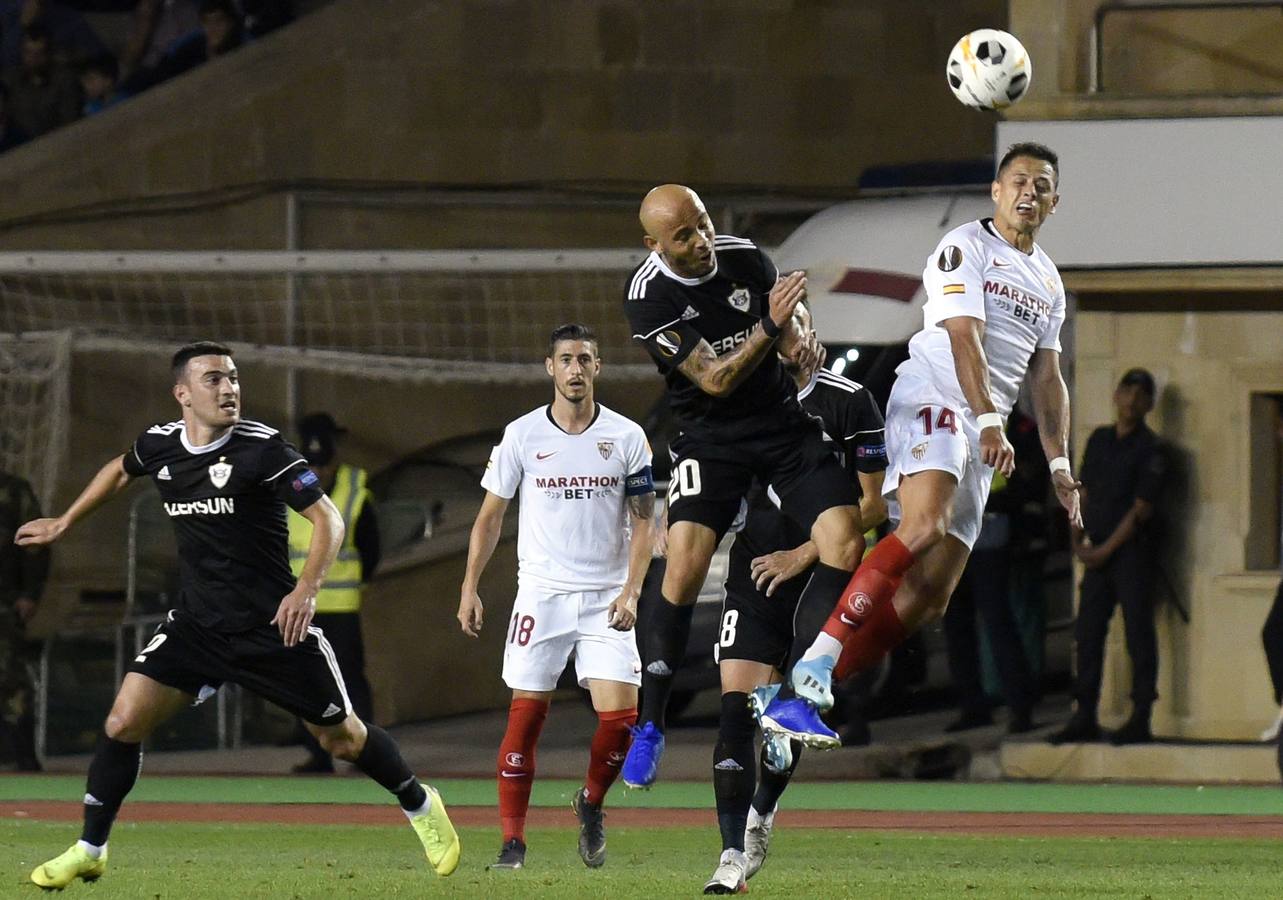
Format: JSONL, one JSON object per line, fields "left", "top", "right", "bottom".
{"left": 31, "top": 843, "right": 108, "bottom": 889}
{"left": 409, "top": 786, "right": 460, "bottom": 876}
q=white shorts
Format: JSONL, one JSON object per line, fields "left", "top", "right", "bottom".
{"left": 881, "top": 373, "right": 993, "bottom": 551}
{"left": 501, "top": 584, "right": 642, "bottom": 692}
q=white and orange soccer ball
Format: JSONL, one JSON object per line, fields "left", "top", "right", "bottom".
{"left": 947, "top": 29, "right": 1031, "bottom": 111}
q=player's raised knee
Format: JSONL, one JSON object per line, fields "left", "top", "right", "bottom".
{"left": 103, "top": 707, "right": 148, "bottom": 743}
{"left": 810, "top": 506, "right": 864, "bottom": 569}
{"left": 315, "top": 715, "right": 366, "bottom": 760}
{"left": 894, "top": 513, "right": 948, "bottom": 555}
{"left": 660, "top": 556, "right": 708, "bottom": 605}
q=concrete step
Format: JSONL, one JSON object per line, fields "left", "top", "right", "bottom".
{"left": 1000, "top": 738, "right": 1279, "bottom": 785}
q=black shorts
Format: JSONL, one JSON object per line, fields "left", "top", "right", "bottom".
{"left": 667, "top": 423, "right": 858, "bottom": 540}
{"left": 128, "top": 610, "right": 352, "bottom": 727}
{"left": 715, "top": 575, "right": 805, "bottom": 669}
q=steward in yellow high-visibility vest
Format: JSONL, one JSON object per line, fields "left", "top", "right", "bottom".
{"left": 287, "top": 413, "right": 380, "bottom": 774}
{"left": 288, "top": 463, "right": 372, "bottom": 613}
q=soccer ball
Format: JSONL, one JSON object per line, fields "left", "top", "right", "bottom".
{"left": 946, "top": 29, "right": 1031, "bottom": 111}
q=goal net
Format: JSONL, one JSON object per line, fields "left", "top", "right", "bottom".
{"left": 0, "top": 330, "right": 70, "bottom": 513}
{"left": 0, "top": 250, "right": 657, "bottom": 382}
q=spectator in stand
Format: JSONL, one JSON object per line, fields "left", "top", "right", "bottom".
{"left": 120, "top": 0, "right": 243, "bottom": 96}
{"left": 0, "top": 82, "right": 30, "bottom": 152}
{"left": 2, "top": 20, "right": 80, "bottom": 138}
{"left": 242, "top": 0, "right": 294, "bottom": 38}
{"left": 941, "top": 410, "right": 1047, "bottom": 735}
{"left": 78, "top": 53, "right": 127, "bottom": 116}
{"left": 0, "top": 0, "right": 104, "bottom": 71}
{"left": 118, "top": 0, "right": 200, "bottom": 84}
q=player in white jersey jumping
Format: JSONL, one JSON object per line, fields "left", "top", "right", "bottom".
{"left": 457, "top": 323, "right": 655, "bottom": 871}
{"left": 759, "top": 142, "right": 1085, "bottom": 744}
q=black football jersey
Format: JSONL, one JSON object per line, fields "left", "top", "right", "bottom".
{"left": 121, "top": 418, "right": 326, "bottom": 632}
{"left": 726, "top": 370, "right": 888, "bottom": 601}
{"left": 623, "top": 235, "right": 808, "bottom": 441}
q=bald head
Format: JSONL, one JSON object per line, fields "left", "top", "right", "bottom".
{"left": 639, "top": 184, "right": 705, "bottom": 235}
{"left": 639, "top": 184, "right": 716, "bottom": 278}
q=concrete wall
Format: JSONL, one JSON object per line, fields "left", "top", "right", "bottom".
{"left": 1074, "top": 305, "right": 1283, "bottom": 740}
{"left": 1010, "top": 0, "right": 1283, "bottom": 118}
{"left": 0, "top": 0, "right": 1004, "bottom": 250}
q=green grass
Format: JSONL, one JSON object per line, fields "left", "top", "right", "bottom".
{"left": 3, "top": 820, "right": 1279, "bottom": 898}
{"left": 5, "top": 775, "right": 1283, "bottom": 815}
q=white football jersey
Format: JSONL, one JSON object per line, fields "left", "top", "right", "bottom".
{"left": 482, "top": 404, "right": 653, "bottom": 593}
{"left": 896, "top": 218, "right": 1065, "bottom": 419}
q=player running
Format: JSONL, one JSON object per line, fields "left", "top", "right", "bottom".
{"left": 457, "top": 323, "right": 655, "bottom": 871}
{"left": 758, "top": 142, "right": 1083, "bottom": 746}
{"left": 16, "top": 342, "right": 459, "bottom": 890}
{"left": 704, "top": 312, "right": 887, "bottom": 894}
{"left": 621, "top": 184, "right": 864, "bottom": 788}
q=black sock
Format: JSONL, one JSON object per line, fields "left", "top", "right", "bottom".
{"left": 638, "top": 596, "right": 695, "bottom": 731}
{"left": 354, "top": 724, "right": 426, "bottom": 811}
{"left": 81, "top": 735, "right": 142, "bottom": 846}
{"left": 753, "top": 740, "right": 802, "bottom": 816}
{"left": 776, "top": 563, "right": 852, "bottom": 702}
{"left": 787, "top": 562, "right": 853, "bottom": 667}
{"left": 713, "top": 692, "right": 757, "bottom": 852}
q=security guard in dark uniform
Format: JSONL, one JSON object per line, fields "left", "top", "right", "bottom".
{"left": 287, "top": 413, "right": 381, "bottom": 773}
{"left": 1050, "top": 368, "right": 1167, "bottom": 745}
{"left": 0, "top": 466, "right": 50, "bottom": 770}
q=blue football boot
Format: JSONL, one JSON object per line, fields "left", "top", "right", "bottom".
{"left": 621, "top": 721, "right": 665, "bottom": 789}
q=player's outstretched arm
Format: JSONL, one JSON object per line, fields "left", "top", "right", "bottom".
{"left": 608, "top": 492, "right": 655, "bottom": 631}
{"left": 650, "top": 500, "right": 669, "bottom": 559}
{"left": 943, "top": 316, "right": 1015, "bottom": 477}
{"left": 751, "top": 541, "right": 819, "bottom": 597}
{"left": 675, "top": 271, "right": 807, "bottom": 398}
{"left": 858, "top": 471, "right": 888, "bottom": 531}
{"left": 14, "top": 454, "right": 133, "bottom": 547}
{"left": 776, "top": 302, "right": 824, "bottom": 374}
{"left": 1029, "top": 348, "right": 1082, "bottom": 529}
{"left": 273, "top": 494, "right": 343, "bottom": 647}
{"left": 458, "top": 491, "right": 509, "bottom": 637}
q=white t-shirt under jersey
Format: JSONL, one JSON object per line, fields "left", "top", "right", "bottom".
{"left": 482, "top": 404, "right": 653, "bottom": 593}
{"left": 896, "top": 218, "right": 1066, "bottom": 419}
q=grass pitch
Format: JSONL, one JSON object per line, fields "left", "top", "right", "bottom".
{"left": 7, "top": 775, "right": 1283, "bottom": 815}
{"left": 5, "top": 777, "right": 1282, "bottom": 896}
{"left": 4, "top": 819, "right": 1280, "bottom": 898}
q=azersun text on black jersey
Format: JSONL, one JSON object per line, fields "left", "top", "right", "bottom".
{"left": 726, "top": 369, "right": 888, "bottom": 601}
{"left": 122, "top": 418, "right": 326, "bottom": 632}
{"left": 624, "top": 235, "right": 808, "bottom": 441}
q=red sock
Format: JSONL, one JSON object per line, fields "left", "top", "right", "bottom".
{"left": 584, "top": 707, "right": 637, "bottom": 806}
{"left": 497, "top": 698, "right": 549, "bottom": 843}
{"left": 821, "top": 533, "right": 915, "bottom": 645}
{"left": 834, "top": 595, "right": 908, "bottom": 680}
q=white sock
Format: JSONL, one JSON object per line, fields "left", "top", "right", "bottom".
{"left": 402, "top": 786, "right": 433, "bottom": 821}
{"left": 800, "top": 633, "right": 842, "bottom": 665}
{"left": 76, "top": 840, "right": 105, "bottom": 859}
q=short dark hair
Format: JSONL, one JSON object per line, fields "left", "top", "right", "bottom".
{"left": 1117, "top": 367, "right": 1156, "bottom": 399}
{"left": 547, "top": 323, "right": 597, "bottom": 358}
{"left": 997, "top": 141, "right": 1059, "bottom": 185}
{"left": 172, "top": 341, "right": 233, "bottom": 381}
